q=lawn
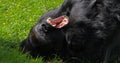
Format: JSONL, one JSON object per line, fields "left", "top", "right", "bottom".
{"left": 0, "top": 0, "right": 63, "bottom": 63}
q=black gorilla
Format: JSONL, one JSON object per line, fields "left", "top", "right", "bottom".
{"left": 20, "top": 7, "right": 68, "bottom": 58}
{"left": 20, "top": 0, "right": 120, "bottom": 63}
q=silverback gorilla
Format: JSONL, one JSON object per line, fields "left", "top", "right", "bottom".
{"left": 20, "top": 0, "right": 120, "bottom": 63}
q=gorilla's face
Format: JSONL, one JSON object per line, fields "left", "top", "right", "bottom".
{"left": 20, "top": 15, "right": 69, "bottom": 58}
{"left": 32, "top": 15, "right": 69, "bottom": 50}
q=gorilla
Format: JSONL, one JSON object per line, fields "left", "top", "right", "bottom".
{"left": 19, "top": 7, "right": 69, "bottom": 58}
{"left": 20, "top": 0, "right": 120, "bottom": 63}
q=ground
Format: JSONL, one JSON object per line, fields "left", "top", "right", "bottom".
{"left": 0, "top": 0, "right": 63, "bottom": 63}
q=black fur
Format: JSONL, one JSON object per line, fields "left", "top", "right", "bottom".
{"left": 20, "top": 0, "right": 120, "bottom": 63}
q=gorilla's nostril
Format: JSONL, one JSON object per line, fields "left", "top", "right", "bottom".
{"left": 41, "top": 24, "right": 46, "bottom": 27}
{"left": 41, "top": 24, "right": 48, "bottom": 32}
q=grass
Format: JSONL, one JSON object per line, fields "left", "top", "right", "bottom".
{"left": 0, "top": 0, "right": 63, "bottom": 63}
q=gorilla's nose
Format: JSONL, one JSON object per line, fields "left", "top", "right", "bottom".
{"left": 41, "top": 23, "right": 49, "bottom": 32}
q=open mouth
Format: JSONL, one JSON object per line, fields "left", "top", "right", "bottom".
{"left": 47, "top": 15, "right": 69, "bottom": 28}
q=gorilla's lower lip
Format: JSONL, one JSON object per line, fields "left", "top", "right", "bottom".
{"left": 47, "top": 15, "right": 69, "bottom": 28}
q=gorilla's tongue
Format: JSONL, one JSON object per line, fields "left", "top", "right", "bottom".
{"left": 51, "top": 16, "right": 64, "bottom": 25}
{"left": 47, "top": 15, "right": 69, "bottom": 28}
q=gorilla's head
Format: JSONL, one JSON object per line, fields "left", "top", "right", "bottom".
{"left": 20, "top": 15, "right": 69, "bottom": 58}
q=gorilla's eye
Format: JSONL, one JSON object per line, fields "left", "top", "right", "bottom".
{"left": 41, "top": 24, "right": 48, "bottom": 32}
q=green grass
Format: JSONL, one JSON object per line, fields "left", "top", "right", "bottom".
{"left": 0, "top": 0, "right": 63, "bottom": 63}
